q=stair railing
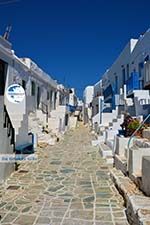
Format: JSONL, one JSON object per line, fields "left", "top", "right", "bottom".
{"left": 3, "top": 105, "right": 15, "bottom": 151}
{"left": 127, "top": 113, "right": 150, "bottom": 151}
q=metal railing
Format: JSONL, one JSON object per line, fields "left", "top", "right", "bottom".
{"left": 127, "top": 113, "right": 150, "bottom": 151}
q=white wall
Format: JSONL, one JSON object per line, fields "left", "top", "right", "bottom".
{"left": 94, "top": 80, "right": 102, "bottom": 97}
{"left": 101, "top": 30, "right": 150, "bottom": 96}
{"left": 69, "top": 88, "right": 77, "bottom": 106}
{"left": 83, "top": 86, "right": 94, "bottom": 106}
{"left": 0, "top": 35, "right": 71, "bottom": 148}
{"left": 106, "top": 39, "right": 137, "bottom": 93}
{"left": 129, "top": 30, "right": 150, "bottom": 88}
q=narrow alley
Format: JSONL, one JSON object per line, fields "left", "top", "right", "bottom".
{"left": 0, "top": 124, "right": 128, "bottom": 225}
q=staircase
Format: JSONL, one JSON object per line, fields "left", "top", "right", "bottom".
{"left": 108, "top": 115, "right": 124, "bottom": 130}
{"left": 93, "top": 112, "right": 124, "bottom": 165}
{"left": 28, "top": 105, "right": 68, "bottom": 143}
{"left": 36, "top": 102, "right": 49, "bottom": 127}
{"left": 99, "top": 142, "right": 114, "bottom": 164}
{"left": 0, "top": 97, "right": 15, "bottom": 182}
{"left": 127, "top": 90, "right": 150, "bottom": 117}
{"left": 48, "top": 105, "right": 67, "bottom": 134}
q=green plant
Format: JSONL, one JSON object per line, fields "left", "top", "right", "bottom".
{"left": 127, "top": 119, "right": 140, "bottom": 130}
{"left": 126, "top": 118, "right": 146, "bottom": 137}
{"left": 121, "top": 115, "right": 145, "bottom": 137}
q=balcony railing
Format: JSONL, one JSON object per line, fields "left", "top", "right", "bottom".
{"left": 126, "top": 72, "right": 139, "bottom": 95}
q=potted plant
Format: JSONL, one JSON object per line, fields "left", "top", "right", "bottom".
{"left": 120, "top": 114, "right": 144, "bottom": 137}
{"left": 127, "top": 119, "right": 141, "bottom": 137}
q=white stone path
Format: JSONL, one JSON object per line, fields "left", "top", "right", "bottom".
{"left": 0, "top": 124, "right": 129, "bottom": 225}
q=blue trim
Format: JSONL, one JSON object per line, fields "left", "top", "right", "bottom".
{"left": 103, "top": 84, "right": 113, "bottom": 98}
{"left": 66, "top": 104, "right": 76, "bottom": 112}
{"left": 126, "top": 72, "right": 139, "bottom": 94}
{"left": 15, "top": 143, "right": 34, "bottom": 154}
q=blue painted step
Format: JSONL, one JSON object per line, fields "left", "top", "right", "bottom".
{"left": 15, "top": 143, "right": 34, "bottom": 154}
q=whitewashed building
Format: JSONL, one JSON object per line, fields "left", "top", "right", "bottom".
{"left": 91, "top": 29, "right": 150, "bottom": 132}
{"left": 83, "top": 86, "right": 94, "bottom": 124}
{"left": 0, "top": 34, "right": 74, "bottom": 181}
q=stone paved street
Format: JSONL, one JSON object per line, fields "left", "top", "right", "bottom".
{"left": 0, "top": 124, "right": 129, "bottom": 225}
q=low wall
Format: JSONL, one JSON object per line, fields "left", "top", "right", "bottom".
{"left": 142, "top": 156, "right": 150, "bottom": 196}
{"left": 128, "top": 147, "right": 150, "bottom": 177}
{"left": 115, "top": 136, "right": 130, "bottom": 157}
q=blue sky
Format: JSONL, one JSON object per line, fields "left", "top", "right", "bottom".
{"left": 0, "top": 0, "right": 150, "bottom": 98}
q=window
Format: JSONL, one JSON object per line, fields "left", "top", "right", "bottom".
{"left": 0, "top": 60, "right": 7, "bottom": 95}
{"left": 22, "top": 80, "right": 26, "bottom": 90}
{"left": 50, "top": 90, "right": 53, "bottom": 110}
{"left": 54, "top": 92, "right": 57, "bottom": 109}
{"left": 96, "top": 104, "right": 99, "bottom": 114}
{"left": 138, "top": 62, "right": 144, "bottom": 89}
{"left": 37, "top": 86, "right": 41, "bottom": 109}
{"left": 31, "top": 81, "right": 35, "bottom": 96}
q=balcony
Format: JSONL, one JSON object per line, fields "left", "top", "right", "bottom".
{"left": 126, "top": 72, "right": 139, "bottom": 95}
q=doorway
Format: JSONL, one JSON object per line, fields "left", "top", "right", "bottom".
{"left": 0, "top": 59, "right": 7, "bottom": 95}
{"left": 37, "top": 86, "right": 41, "bottom": 109}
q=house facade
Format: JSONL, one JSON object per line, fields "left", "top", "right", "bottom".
{"left": 90, "top": 29, "right": 150, "bottom": 132}
{"left": 0, "top": 35, "right": 73, "bottom": 182}
{"left": 83, "top": 86, "right": 94, "bottom": 124}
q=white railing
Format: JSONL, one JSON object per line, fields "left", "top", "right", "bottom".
{"left": 139, "top": 98, "right": 150, "bottom": 105}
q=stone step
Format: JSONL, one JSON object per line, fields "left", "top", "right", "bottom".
{"left": 99, "top": 142, "right": 114, "bottom": 165}
{"left": 113, "top": 118, "right": 123, "bottom": 124}
{"left": 106, "top": 156, "right": 114, "bottom": 164}
{"left": 134, "top": 138, "right": 150, "bottom": 148}
{"left": 114, "top": 154, "right": 127, "bottom": 175}
{"left": 97, "top": 134, "right": 105, "bottom": 143}
{"left": 112, "top": 118, "right": 117, "bottom": 123}
{"left": 110, "top": 168, "right": 150, "bottom": 225}
{"left": 105, "top": 129, "right": 118, "bottom": 141}
{"left": 142, "top": 156, "right": 150, "bottom": 197}
{"left": 91, "top": 139, "right": 101, "bottom": 147}
{"left": 109, "top": 123, "right": 121, "bottom": 130}
{"left": 106, "top": 139, "right": 114, "bottom": 150}
{"left": 99, "top": 143, "right": 113, "bottom": 162}
{"left": 143, "top": 128, "right": 150, "bottom": 140}
{"left": 128, "top": 146, "right": 150, "bottom": 179}
{"left": 117, "top": 114, "right": 124, "bottom": 120}
{"left": 110, "top": 127, "right": 121, "bottom": 132}
{"left": 115, "top": 136, "right": 131, "bottom": 156}
{"left": 29, "top": 117, "right": 40, "bottom": 121}
{"left": 109, "top": 122, "right": 113, "bottom": 127}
